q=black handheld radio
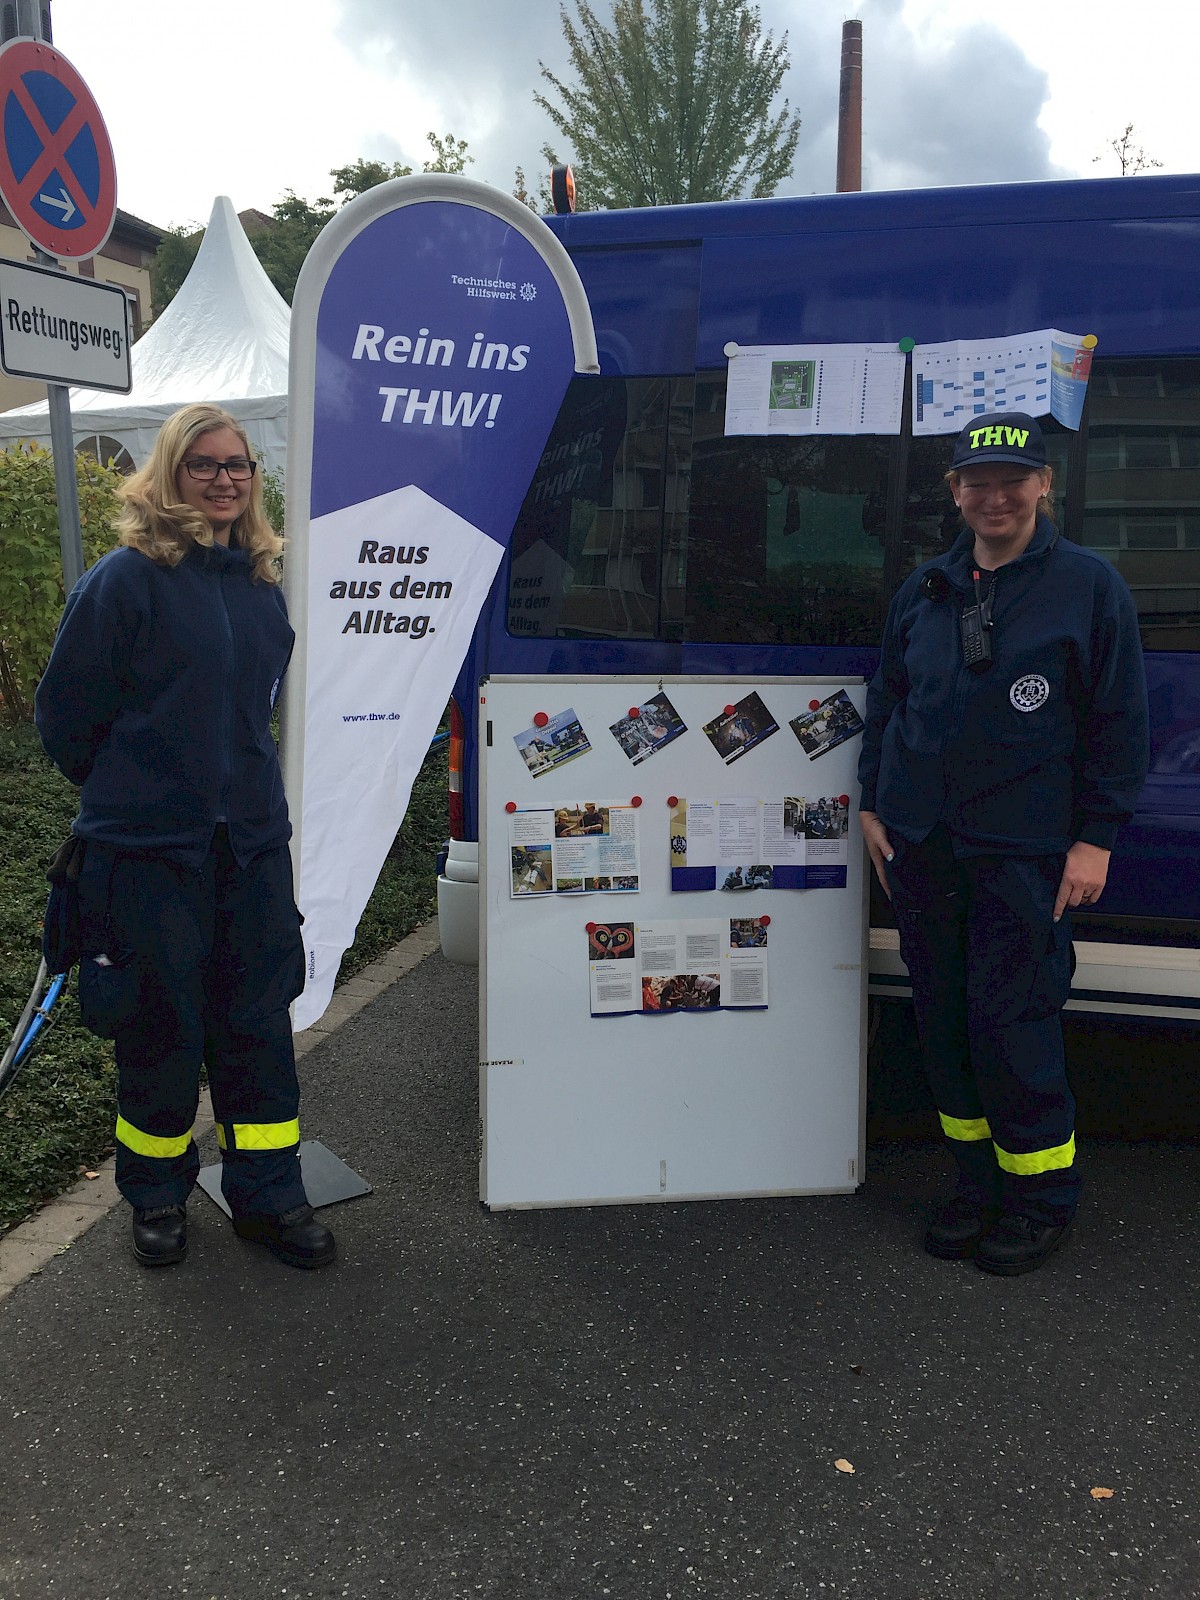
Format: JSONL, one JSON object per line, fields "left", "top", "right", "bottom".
{"left": 959, "top": 568, "right": 994, "bottom": 670}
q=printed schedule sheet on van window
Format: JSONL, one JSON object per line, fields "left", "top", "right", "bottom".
{"left": 911, "top": 328, "right": 1094, "bottom": 434}
{"left": 723, "top": 342, "right": 906, "bottom": 436}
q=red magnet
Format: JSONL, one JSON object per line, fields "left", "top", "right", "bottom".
{"left": 585, "top": 921, "right": 598, "bottom": 934}
{"left": 760, "top": 915, "right": 771, "bottom": 927}
{"left": 505, "top": 801, "right": 517, "bottom": 813}
{"left": 809, "top": 699, "right": 821, "bottom": 711}
{"left": 533, "top": 711, "right": 549, "bottom": 728}
{"left": 839, "top": 794, "right": 850, "bottom": 807}
{"left": 724, "top": 704, "right": 736, "bottom": 717}
{"left": 631, "top": 795, "right": 643, "bottom": 807}
{"left": 628, "top": 706, "right": 641, "bottom": 718}
{"left": 667, "top": 795, "right": 679, "bottom": 808}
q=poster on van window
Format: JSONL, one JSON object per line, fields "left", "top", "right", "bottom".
{"left": 723, "top": 341, "right": 906, "bottom": 436}
{"left": 911, "top": 327, "right": 1095, "bottom": 434}
{"left": 282, "top": 177, "right": 599, "bottom": 1030}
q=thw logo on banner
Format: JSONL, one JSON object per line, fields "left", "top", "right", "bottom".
{"left": 282, "top": 177, "right": 598, "bottom": 1030}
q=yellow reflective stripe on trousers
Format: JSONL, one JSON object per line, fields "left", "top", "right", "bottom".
{"left": 215, "top": 1118, "right": 301, "bottom": 1153}
{"left": 938, "top": 1112, "right": 992, "bottom": 1143}
{"left": 993, "top": 1133, "right": 1076, "bottom": 1175}
{"left": 115, "top": 1114, "right": 192, "bottom": 1161}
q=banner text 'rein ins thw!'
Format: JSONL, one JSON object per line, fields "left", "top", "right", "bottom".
{"left": 351, "top": 323, "right": 530, "bottom": 427}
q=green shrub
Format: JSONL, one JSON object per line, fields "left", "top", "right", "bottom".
{"left": 0, "top": 445, "right": 122, "bottom": 722}
{"left": 0, "top": 723, "right": 116, "bottom": 1231}
{"left": 260, "top": 464, "right": 286, "bottom": 537}
{"left": 338, "top": 734, "right": 447, "bottom": 983}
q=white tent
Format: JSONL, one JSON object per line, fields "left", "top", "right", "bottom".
{"left": 0, "top": 196, "right": 290, "bottom": 476}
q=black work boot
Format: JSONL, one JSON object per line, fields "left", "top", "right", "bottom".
{"left": 975, "top": 1213, "right": 1074, "bottom": 1276}
{"left": 233, "top": 1204, "right": 336, "bottom": 1269}
{"left": 923, "top": 1195, "right": 1000, "bottom": 1260}
{"left": 131, "top": 1205, "right": 187, "bottom": 1267}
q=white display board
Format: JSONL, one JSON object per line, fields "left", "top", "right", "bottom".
{"left": 479, "top": 676, "right": 868, "bottom": 1209}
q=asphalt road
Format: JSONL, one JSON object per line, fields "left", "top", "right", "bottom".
{"left": 0, "top": 952, "right": 1196, "bottom": 1599}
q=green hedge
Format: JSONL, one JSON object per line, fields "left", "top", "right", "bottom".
{"left": 0, "top": 446, "right": 122, "bottom": 721}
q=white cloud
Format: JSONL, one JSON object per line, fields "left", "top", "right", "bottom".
{"left": 903, "top": 0, "right": 1200, "bottom": 177}
{"left": 46, "top": 0, "right": 1200, "bottom": 231}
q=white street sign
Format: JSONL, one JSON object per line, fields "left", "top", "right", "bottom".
{"left": 0, "top": 256, "right": 131, "bottom": 392}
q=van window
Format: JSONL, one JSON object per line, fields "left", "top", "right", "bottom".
{"left": 507, "top": 376, "right": 677, "bottom": 639}
{"left": 682, "top": 372, "right": 893, "bottom": 645}
{"left": 1082, "top": 359, "right": 1200, "bottom": 650}
{"left": 508, "top": 358, "right": 1200, "bottom": 651}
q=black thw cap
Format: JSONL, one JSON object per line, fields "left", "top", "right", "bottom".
{"left": 950, "top": 411, "right": 1046, "bottom": 471}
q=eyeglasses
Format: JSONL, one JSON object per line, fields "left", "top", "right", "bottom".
{"left": 182, "top": 456, "right": 257, "bottom": 482}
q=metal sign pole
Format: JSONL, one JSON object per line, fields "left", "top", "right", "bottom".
{"left": 32, "top": 244, "right": 85, "bottom": 592}
{"left": 45, "top": 378, "right": 83, "bottom": 590}
{"left": 21, "top": 11, "right": 84, "bottom": 594}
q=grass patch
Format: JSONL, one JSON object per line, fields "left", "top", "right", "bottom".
{"left": 0, "top": 724, "right": 447, "bottom": 1233}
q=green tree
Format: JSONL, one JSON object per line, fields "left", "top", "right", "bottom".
{"left": 534, "top": 0, "right": 800, "bottom": 209}
{"left": 513, "top": 163, "right": 555, "bottom": 214}
{"left": 150, "top": 133, "right": 473, "bottom": 313}
{"left": 1093, "top": 123, "right": 1163, "bottom": 177}
{"left": 331, "top": 157, "right": 412, "bottom": 199}
{"left": 149, "top": 223, "right": 204, "bottom": 313}
{"left": 249, "top": 189, "right": 336, "bottom": 302}
{"left": 421, "top": 133, "right": 472, "bottom": 175}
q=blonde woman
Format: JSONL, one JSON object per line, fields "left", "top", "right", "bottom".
{"left": 36, "top": 404, "right": 334, "bottom": 1272}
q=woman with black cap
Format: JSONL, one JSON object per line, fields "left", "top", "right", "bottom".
{"left": 857, "top": 411, "right": 1149, "bottom": 1275}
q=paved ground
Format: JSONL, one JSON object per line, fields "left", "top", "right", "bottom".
{"left": 0, "top": 933, "right": 1196, "bottom": 1599}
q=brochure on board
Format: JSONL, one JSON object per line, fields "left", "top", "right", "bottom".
{"left": 510, "top": 802, "right": 640, "bottom": 896}
{"left": 587, "top": 917, "right": 769, "bottom": 1015}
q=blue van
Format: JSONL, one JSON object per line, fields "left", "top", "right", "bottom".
{"left": 438, "top": 172, "right": 1200, "bottom": 1020}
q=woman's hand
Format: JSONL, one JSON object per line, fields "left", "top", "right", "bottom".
{"left": 859, "top": 810, "right": 894, "bottom": 898}
{"left": 1053, "top": 841, "right": 1111, "bottom": 921}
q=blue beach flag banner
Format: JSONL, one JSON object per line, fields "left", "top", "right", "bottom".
{"left": 282, "top": 177, "right": 598, "bottom": 1029}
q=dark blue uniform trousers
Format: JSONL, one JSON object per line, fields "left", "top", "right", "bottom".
{"left": 886, "top": 825, "right": 1080, "bottom": 1225}
{"left": 76, "top": 827, "right": 309, "bottom": 1219}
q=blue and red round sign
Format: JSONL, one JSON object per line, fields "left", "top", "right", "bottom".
{"left": 0, "top": 39, "right": 116, "bottom": 260}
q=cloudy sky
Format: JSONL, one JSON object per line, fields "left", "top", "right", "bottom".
{"left": 50, "top": 0, "right": 1200, "bottom": 232}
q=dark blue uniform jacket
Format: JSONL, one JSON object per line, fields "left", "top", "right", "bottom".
{"left": 36, "top": 541, "right": 294, "bottom": 866}
{"left": 858, "top": 517, "right": 1149, "bottom": 856}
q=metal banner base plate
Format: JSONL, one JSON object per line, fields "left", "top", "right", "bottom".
{"left": 196, "top": 1140, "right": 372, "bottom": 1217}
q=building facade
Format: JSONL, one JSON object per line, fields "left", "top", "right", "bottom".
{"left": 0, "top": 202, "right": 162, "bottom": 413}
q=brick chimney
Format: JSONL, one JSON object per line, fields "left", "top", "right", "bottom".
{"left": 836, "top": 19, "right": 863, "bottom": 193}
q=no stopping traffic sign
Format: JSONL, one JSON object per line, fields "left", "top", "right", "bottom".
{"left": 0, "top": 39, "right": 116, "bottom": 260}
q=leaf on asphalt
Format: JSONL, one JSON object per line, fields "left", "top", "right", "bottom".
{"left": 849, "top": 1364, "right": 864, "bottom": 1376}
{"left": 1090, "top": 1487, "right": 1115, "bottom": 1500}
{"left": 84, "top": 1170, "right": 99, "bottom": 1180}
{"left": 835, "top": 1458, "right": 855, "bottom": 1474}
